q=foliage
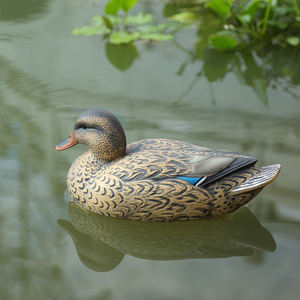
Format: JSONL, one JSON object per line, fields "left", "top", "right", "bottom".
{"left": 209, "top": 31, "right": 238, "bottom": 51}
{"left": 167, "top": 0, "right": 300, "bottom": 51}
{"left": 166, "top": 0, "right": 300, "bottom": 104}
{"left": 205, "top": 0, "right": 232, "bottom": 17}
{"left": 71, "top": 0, "right": 174, "bottom": 44}
{"left": 105, "top": 42, "right": 139, "bottom": 70}
{"left": 105, "top": 0, "right": 138, "bottom": 15}
{"left": 70, "top": 0, "right": 300, "bottom": 72}
{"left": 71, "top": 0, "right": 300, "bottom": 48}
{"left": 173, "top": 37, "right": 300, "bottom": 105}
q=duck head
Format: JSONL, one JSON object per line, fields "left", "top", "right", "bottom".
{"left": 56, "top": 109, "right": 126, "bottom": 161}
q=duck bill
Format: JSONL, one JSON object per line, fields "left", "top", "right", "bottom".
{"left": 56, "top": 131, "right": 78, "bottom": 151}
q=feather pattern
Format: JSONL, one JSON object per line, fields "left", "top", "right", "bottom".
{"left": 67, "top": 139, "right": 280, "bottom": 221}
{"left": 56, "top": 109, "right": 281, "bottom": 222}
{"left": 176, "top": 177, "right": 203, "bottom": 185}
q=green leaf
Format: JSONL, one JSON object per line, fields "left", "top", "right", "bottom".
{"left": 170, "top": 11, "right": 198, "bottom": 24}
{"left": 163, "top": 4, "right": 182, "bottom": 18}
{"left": 92, "top": 15, "right": 121, "bottom": 26}
{"left": 139, "top": 33, "right": 174, "bottom": 41}
{"left": 71, "top": 25, "right": 111, "bottom": 36}
{"left": 105, "top": 0, "right": 121, "bottom": 15}
{"left": 109, "top": 31, "right": 140, "bottom": 44}
{"left": 105, "top": 42, "right": 139, "bottom": 71}
{"left": 102, "top": 16, "right": 113, "bottom": 30}
{"left": 122, "top": 0, "right": 139, "bottom": 13}
{"left": 268, "top": 20, "right": 287, "bottom": 29}
{"left": 270, "top": 0, "right": 277, "bottom": 8}
{"left": 138, "top": 23, "right": 168, "bottom": 33}
{"left": 286, "top": 36, "right": 300, "bottom": 46}
{"left": 203, "top": 49, "right": 234, "bottom": 81}
{"left": 241, "top": 0, "right": 261, "bottom": 21}
{"left": 92, "top": 15, "right": 105, "bottom": 25}
{"left": 209, "top": 32, "right": 238, "bottom": 51}
{"left": 105, "top": 0, "right": 138, "bottom": 15}
{"left": 107, "top": 15, "right": 122, "bottom": 25}
{"left": 125, "top": 13, "right": 153, "bottom": 25}
{"left": 205, "top": 0, "right": 232, "bottom": 17}
{"left": 238, "top": 14, "right": 251, "bottom": 24}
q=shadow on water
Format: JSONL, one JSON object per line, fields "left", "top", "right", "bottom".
{"left": 58, "top": 202, "right": 276, "bottom": 272}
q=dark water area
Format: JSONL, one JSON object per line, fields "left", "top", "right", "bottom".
{"left": 0, "top": 0, "right": 300, "bottom": 299}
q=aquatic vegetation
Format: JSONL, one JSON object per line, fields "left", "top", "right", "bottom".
{"left": 71, "top": 0, "right": 174, "bottom": 44}
{"left": 70, "top": 0, "right": 300, "bottom": 90}
{"left": 166, "top": 0, "right": 300, "bottom": 51}
{"left": 71, "top": 0, "right": 300, "bottom": 49}
{"left": 172, "top": 40, "right": 300, "bottom": 105}
{"left": 70, "top": 0, "right": 300, "bottom": 65}
{"left": 165, "top": 0, "right": 300, "bottom": 104}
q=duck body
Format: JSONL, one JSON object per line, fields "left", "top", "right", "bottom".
{"left": 57, "top": 109, "right": 280, "bottom": 222}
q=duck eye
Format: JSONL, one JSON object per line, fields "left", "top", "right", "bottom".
{"left": 75, "top": 123, "right": 88, "bottom": 130}
{"left": 74, "top": 122, "right": 103, "bottom": 131}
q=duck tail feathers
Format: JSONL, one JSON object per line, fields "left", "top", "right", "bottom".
{"left": 231, "top": 164, "right": 281, "bottom": 195}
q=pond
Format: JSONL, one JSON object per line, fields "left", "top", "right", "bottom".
{"left": 1, "top": 0, "right": 300, "bottom": 299}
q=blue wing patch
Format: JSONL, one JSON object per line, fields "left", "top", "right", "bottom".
{"left": 177, "top": 176, "right": 206, "bottom": 186}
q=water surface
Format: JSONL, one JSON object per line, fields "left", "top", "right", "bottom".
{"left": 1, "top": 1, "right": 300, "bottom": 299}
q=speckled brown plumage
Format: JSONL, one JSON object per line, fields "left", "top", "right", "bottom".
{"left": 57, "top": 109, "right": 281, "bottom": 222}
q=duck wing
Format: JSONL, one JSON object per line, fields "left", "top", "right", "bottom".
{"left": 108, "top": 139, "right": 257, "bottom": 186}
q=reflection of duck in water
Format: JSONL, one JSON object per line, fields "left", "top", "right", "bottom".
{"left": 58, "top": 203, "right": 276, "bottom": 272}
{"left": 56, "top": 109, "right": 281, "bottom": 221}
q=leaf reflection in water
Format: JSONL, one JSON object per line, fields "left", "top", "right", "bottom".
{"left": 58, "top": 201, "right": 276, "bottom": 272}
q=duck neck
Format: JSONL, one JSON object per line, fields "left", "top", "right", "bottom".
{"left": 89, "top": 137, "right": 126, "bottom": 162}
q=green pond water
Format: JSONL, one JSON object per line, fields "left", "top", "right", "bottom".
{"left": 1, "top": 0, "right": 300, "bottom": 299}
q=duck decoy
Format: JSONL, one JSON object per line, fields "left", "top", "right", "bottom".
{"left": 56, "top": 109, "right": 281, "bottom": 222}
